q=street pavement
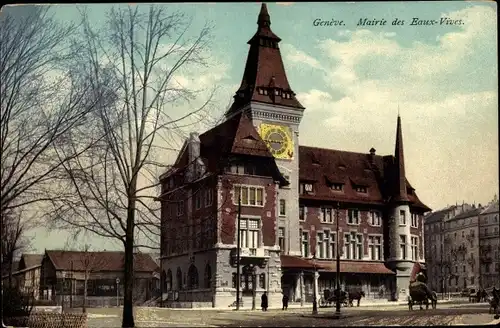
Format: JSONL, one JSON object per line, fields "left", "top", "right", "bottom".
{"left": 76, "top": 299, "right": 500, "bottom": 327}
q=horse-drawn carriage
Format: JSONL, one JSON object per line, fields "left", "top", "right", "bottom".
{"left": 319, "top": 289, "right": 348, "bottom": 308}
{"left": 407, "top": 272, "right": 437, "bottom": 311}
{"left": 319, "top": 289, "right": 366, "bottom": 308}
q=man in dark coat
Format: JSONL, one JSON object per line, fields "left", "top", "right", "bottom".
{"left": 282, "top": 293, "right": 289, "bottom": 310}
{"left": 261, "top": 291, "right": 268, "bottom": 311}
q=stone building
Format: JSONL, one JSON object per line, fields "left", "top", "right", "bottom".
{"left": 443, "top": 207, "right": 481, "bottom": 292}
{"left": 479, "top": 200, "right": 500, "bottom": 288}
{"left": 159, "top": 3, "right": 430, "bottom": 308}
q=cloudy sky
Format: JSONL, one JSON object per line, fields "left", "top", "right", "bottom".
{"left": 20, "top": 2, "right": 497, "bottom": 252}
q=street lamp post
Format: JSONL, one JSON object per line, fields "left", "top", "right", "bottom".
{"left": 335, "top": 202, "right": 341, "bottom": 318}
{"left": 116, "top": 278, "right": 120, "bottom": 307}
{"left": 312, "top": 253, "right": 318, "bottom": 315}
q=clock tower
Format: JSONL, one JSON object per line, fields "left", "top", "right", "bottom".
{"left": 225, "top": 4, "right": 305, "bottom": 256}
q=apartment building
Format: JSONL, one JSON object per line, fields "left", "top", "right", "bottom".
{"left": 479, "top": 200, "right": 500, "bottom": 288}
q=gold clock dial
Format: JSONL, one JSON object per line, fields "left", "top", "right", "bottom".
{"left": 259, "top": 123, "right": 294, "bottom": 160}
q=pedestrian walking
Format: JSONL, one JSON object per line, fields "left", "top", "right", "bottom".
{"left": 282, "top": 293, "right": 289, "bottom": 310}
{"left": 261, "top": 291, "right": 268, "bottom": 311}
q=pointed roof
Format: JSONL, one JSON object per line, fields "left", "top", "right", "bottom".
{"left": 226, "top": 4, "right": 304, "bottom": 117}
{"left": 392, "top": 115, "right": 409, "bottom": 203}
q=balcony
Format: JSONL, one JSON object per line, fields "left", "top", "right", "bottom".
{"left": 230, "top": 247, "right": 269, "bottom": 268}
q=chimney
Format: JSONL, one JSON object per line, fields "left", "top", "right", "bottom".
{"left": 369, "top": 147, "right": 376, "bottom": 156}
{"left": 187, "top": 132, "right": 201, "bottom": 180}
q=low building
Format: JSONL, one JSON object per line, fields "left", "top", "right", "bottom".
{"left": 479, "top": 200, "right": 500, "bottom": 288}
{"left": 39, "top": 250, "right": 159, "bottom": 307}
{"left": 2, "top": 254, "right": 44, "bottom": 300}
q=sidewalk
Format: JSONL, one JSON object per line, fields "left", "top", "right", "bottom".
{"left": 154, "top": 298, "right": 453, "bottom": 311}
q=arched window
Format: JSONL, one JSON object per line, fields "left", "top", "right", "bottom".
{"left": 176, "top": 268, "right": 182, "bottom": 290}
{"left": 204, "top": 264, "right": 212, "bottom": 289}
{"left": 188, "top": 264, "right": 199, "bottom": 289}
{"left": 166, "top": 269, "right": 172, "bottom": 291}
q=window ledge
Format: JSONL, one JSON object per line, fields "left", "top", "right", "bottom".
{"left": 320, "top": 221, "right": 334, "bottom": 224}
{"left": 279, "top": 214, "right": 286, "bottom": 218}
{"left": 234, "top": 204, "right": 265, "bottom": 208}
{"left": 369, "top": 224, "right": 382, "bottom": 227}
{"left": 399, "top": 224, "right": 407, "bottom": 227}
{"left": 347, "top": 223, "right": 360, "bottom": 226}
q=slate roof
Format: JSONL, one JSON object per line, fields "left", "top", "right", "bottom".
{"left": 44, "top": 250, "right": 159, "bottom": 272}
{"left": 480, "top": 202, "right": 499, "bottom": 215}
{"left": 19, "top": 254, "right": 43, "bottom": 270}
{"left": 298, "top": 146, "right": 430, "bottom": 211}
{"left": 450, "top": 207, "right": 483, "bottom": 221}
{"left": 424, "top": 209, "right": 450, "bottom": 224}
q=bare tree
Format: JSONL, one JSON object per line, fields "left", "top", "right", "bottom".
{"left": 78, "top": 244, "right": 107, "bottom": 313}
{"left": 49, "top": 5, "right": 214, "bottom": 327}
{"left": 0, "top": 6, "right": 115, "bottom": 323}
{"left": 1, "top": 208, "right": 33, "bottom": 288}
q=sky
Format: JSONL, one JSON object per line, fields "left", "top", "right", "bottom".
{"left": 13, "top": 2, "right": 497, "bottom": 253}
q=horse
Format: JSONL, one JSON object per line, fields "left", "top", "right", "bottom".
{"left": 348, "top": 290, "right": 366, "bottom": 307}
{"left": 488, "top": 288, "right": 500, "bottom": 315}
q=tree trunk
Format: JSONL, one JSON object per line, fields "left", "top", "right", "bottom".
{"left": 122, "top": 199, "right": 136, "bottom": 328}
{"left": 83, "top": 272, "right": 88, "bottom": 313}
{"left": 8, "top": 256, "right": 13, "bottom": 289}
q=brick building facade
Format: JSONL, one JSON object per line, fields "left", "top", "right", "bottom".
{"left": 159, "top": 4, "right": 431, "bottom": 308}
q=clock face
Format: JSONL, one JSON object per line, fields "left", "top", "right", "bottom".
{"left": 259, "top": 123, "right": 294, "bottom": 160}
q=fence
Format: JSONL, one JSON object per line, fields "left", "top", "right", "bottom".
{"left": 5, "top": 313, "right": 87, "bottom": 328}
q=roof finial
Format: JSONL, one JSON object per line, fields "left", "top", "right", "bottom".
{"left": 258, "top": 3, "right": 271, "bottom": 28}
{"left": 398, "top": 104, "right": 400, "bottom": 117}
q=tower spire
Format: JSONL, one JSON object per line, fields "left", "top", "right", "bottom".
{"left": 225, "top": 4, "right": 304, "bottom": 118}
{"left": 393, "top": 115, "right": 409, "bottom": 202}
{"left": 257, "top": 3, "right": 271, "bottom": 28}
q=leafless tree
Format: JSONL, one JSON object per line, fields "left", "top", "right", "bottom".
{"left": 1, "top": 207, "right": 33, "bottom": 288}
{"left": 0, "top": 6, "right": 114, "bottom": 323}
{"left": 78, "top": 244, "right": 107, "bottom": 313}
{"left": 49, "top": 5, "right": 214, "bottom": 327}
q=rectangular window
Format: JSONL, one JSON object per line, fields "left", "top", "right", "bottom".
{"left": 279, "top": 199, "right": 286, "bottom": 216}
{"left": 205, "top": 188, "right": 213, "bottom": 207}
{"left": 321, "top": 207, "right": 333, "bottom": 223}
{"left": 316, "top": 231, "right": 335, "bottom": 259}
{"left": 344, "top": 232, "right": 363, "bottom": 259}
{"left": 278, "top": 227, "right": 285, "bottom": 251}
{"left": 370, "top": 211, "right": 381, "bottom": 226}
{"left": 411, "top": 236, "right": 418, "bottom": 261}
{"left": 299, "top": 206, "right": 305, "bottom": 221}
{"left": 239, "top": 218, "right": 260, "bottom": 251}
{"left": 301, "top": 231, "right": 309, "bottom": 257}
{"left": 177, "top": 200, "right": 184, "bottom": 216}
{"left": 234, "top": 186, "right": 264, "bottom": 207}
{"left": 368, "top": 235, "right": 382, "bottom": 260}
{"left": 411, "top": 213, "right": 418, "bottom": 228}
{"left": 399, "top": 210, "right": 406, "bottom": 226}
{"left": 317, "top": 232, "right": 324, "bottom": 259}
{"left": 355, "top": 186, "right": 367, "bottom": 193}
{"left": 348, "top": 209, "right": 360, "bottom": 225}
{"left": 400, "top": 235, "right": 407, "bottom": 259}
{"left": 195, "top": 191, "right": 202, "bottom": 209}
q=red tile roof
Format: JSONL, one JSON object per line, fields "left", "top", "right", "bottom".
{"left": 318, "top": 261, "right": 395, "bottom": 275}
{"left": 45, "top": 251, "right": 159, "bottom": 273}
{"left": 298, "top": 146, "right": 430, "bottom": 211}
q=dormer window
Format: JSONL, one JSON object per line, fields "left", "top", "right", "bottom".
{"left": 300, "top": 182, "right": 314, "bottom": 194}
{"left": 274, "top": 89, "right": 280, "bottom": 96}
{"left": 332, "top": 183, "right": 344, "bottom": 191}
{"left": 355, "top": 186, "right": 367, "bottom": 193}
{"left": 263, "top": 89, "right": 268, "bottom": 95}
{"left": 338, "top": 164, "right": 346, "bottom": 170}
{"left": 258, "top": 88, "right": 264, "bottom": 95}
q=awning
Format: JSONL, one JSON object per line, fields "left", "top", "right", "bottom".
{"left": 280, "top": 255, "right": 318, "bottom": 269}
{"left": 318, "top": 261, "right": 395, "bottom": 275}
